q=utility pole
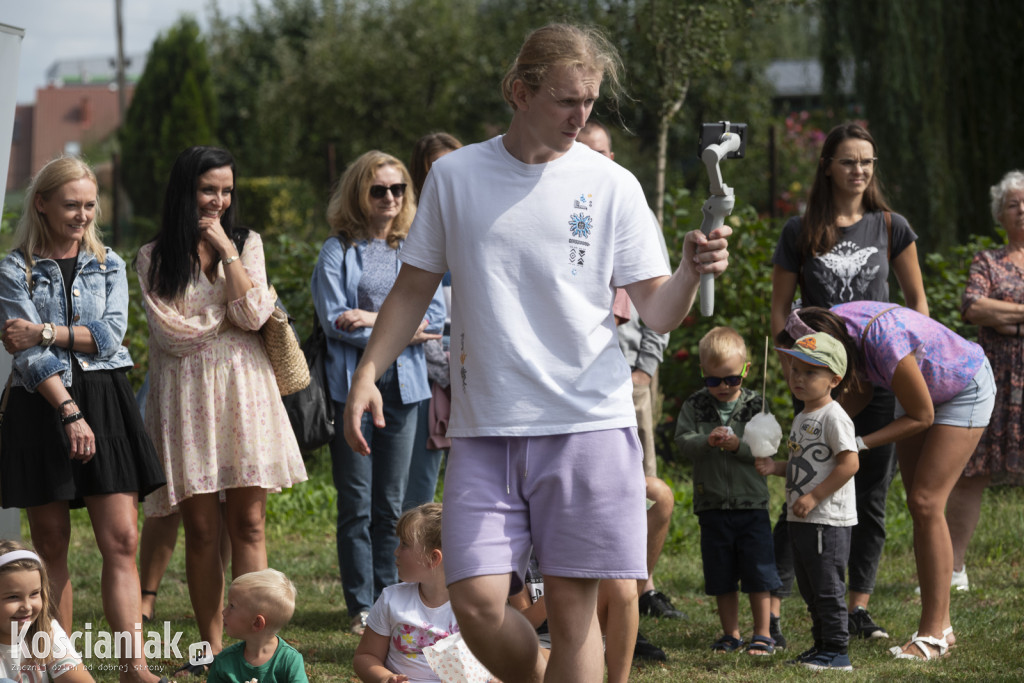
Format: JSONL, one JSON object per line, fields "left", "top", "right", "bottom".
{"left": 112, "top": 0, "right": 126, "bottom": 246}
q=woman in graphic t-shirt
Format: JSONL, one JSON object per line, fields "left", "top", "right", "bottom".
{"left": 767, "top": 123, "right": 928, "bottom": 645}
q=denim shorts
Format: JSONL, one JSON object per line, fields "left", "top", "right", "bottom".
{"left": 699, "top": 509, "right": 781, "bottom": 595}
{"left": 441, "top": 428, "right": 648, "bottom": 595}
{"left": 895, "top": 357, "right": 995, "bottom": 428}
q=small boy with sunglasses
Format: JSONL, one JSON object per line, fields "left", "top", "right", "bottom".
{"left": 675, "top": 326, "right": 781, "bottom": 656}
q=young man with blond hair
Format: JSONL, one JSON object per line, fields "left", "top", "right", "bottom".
{"left": 344, "top": 23, "right": 732, "bottom": 683}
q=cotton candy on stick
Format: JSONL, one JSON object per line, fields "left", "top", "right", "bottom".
{"left": 741, "top": 336, "right": 783, "bottom": 458}
{"left": 743, "top": 411, "right": 782, "bottom": 458}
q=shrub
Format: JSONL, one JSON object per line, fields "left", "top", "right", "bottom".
{"left": 237, "top": 176, "right": 324, "bottom": 242}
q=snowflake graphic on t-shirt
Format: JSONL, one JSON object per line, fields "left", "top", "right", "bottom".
{"left": 568, "top": 213, "right": 593, "bottom": 239}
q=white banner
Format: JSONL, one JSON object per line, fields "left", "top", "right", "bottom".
{"left": 0, "top": 22, "right": 24, "bottom": 539}
{"left": 0, "top": 22, "right": 25, "bottom": 216}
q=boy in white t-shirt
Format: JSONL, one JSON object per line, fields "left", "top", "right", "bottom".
{"left": 343, "top": 23, "right": 732, "bottom": 683}
{"left": 758, "top": 333, "right": 859, "bottom": 671}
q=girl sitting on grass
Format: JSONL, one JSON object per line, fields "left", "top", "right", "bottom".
{"left": 353, "top": 503, "right": 457, "bottom": 683}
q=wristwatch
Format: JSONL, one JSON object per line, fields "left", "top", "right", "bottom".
{"left": 40, "top": 322, "right": 56, "bottom": 347}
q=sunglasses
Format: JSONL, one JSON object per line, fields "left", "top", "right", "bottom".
{"left": 701, "top": 362, "right": 750, "bottom": 388}
{"left": 369, "top": 183, "right": 407, "bottom": 199}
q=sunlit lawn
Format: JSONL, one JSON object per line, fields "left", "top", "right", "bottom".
{"left": 49, "top": 454, "right": 1024, "bottom": 681}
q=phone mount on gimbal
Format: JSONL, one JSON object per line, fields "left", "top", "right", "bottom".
{"left": 696, "top": 121, "right": 746, "bottom": 316}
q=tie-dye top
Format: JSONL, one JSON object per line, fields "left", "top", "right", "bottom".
{"left": 832, "top": 301, "right": 986, "bottom": 405}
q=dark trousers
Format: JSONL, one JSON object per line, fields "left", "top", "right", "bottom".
{"left": 791, "top": 522, "right": 852, "bottom": 653}
{"left": 773, "top": 387, "right": 897, "bottom": 597}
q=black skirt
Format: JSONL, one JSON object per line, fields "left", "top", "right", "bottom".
{"left": 0, "top": 361, "right": 166, "bottom": 509}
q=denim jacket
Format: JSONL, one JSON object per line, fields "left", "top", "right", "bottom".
{"left": 311, "top": 236, "right": 446, "bottom": 405}
{"left": 0, "top": 247, "right": 133, "bottom": 391}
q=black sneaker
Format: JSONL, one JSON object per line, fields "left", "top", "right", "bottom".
{"left": 535, "top": 619, "right": 551, "bottom": 649}
{"left": 769, "top": 613, "right": 787, "bottom": 650}
{"left": 785, "top": 646, "right": 819, "bottom": 666}
{"left": 800, "top": 650, "right": 852, "bottom": 671}
{"left": 848, "top": 606, "right": 889, "bottom": 639}
{"left": 634, "top": 631, "right": 667, "bottom": 662}
{"left": 638, "top": 590, "right": 685, "bottom": 619}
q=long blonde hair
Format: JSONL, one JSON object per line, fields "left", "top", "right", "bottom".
{"left": 501, "top": 23, "right": 624, "bottom": 111}
{"left": 15, "top": 156, "right": 106, "bottom": 269}
{"left": 0, "top": 540, "right": 57, "bottom": 666}
{"left": 326, "top": 151, "right": 415, "bottom": 248}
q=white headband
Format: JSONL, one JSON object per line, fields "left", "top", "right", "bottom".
{"left": 0, "top": 550, "right": 42, "bottom": 569}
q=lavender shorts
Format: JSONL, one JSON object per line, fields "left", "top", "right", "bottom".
{"left": 441, "top": 428, "right": 648, "bottom": 594}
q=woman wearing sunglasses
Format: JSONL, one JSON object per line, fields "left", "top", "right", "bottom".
{"left": 311, "top": 151, "right": 446, "bottom": 635}
{"left": 767, "top": 123, "right": 929, "bottom": 646}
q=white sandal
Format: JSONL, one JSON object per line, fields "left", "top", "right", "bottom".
{"left": 889, "top": 633, "right": 949, "bottom": 660}
{"left": 905, "top": 627, "right": 955, "bottom": 646}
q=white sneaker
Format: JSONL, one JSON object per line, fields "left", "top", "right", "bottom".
{"left": 914, "top": 566, "right": 969, "bottom": 594}
{"left": 350, "top": 609, "right": 369, "bottom": 635}
{"left": 951, "top": 566, "right": 970, "bottom": 591}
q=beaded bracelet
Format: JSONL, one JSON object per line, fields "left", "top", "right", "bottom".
{"left": 61, "top": 411, "right": 84, "bottom": 426}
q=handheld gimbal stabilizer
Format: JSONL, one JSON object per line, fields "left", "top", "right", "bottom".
{"left": 696, "top": 121, "right": 746, "bottom": 316}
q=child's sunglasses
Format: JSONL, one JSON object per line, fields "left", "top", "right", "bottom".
{"left": 369, "top": 183, "right": 407, "bottom": 199}
{"left": 701, "top": 362, "right": 750, "bottom": 388}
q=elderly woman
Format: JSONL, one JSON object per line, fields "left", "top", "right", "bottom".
{"left": 781, "top": 303, "right": 995, "bottom": 661}
{"left": 0, "top": 156, "right": 166, "bottom": 683}
{"left": 137, "top": 146, "right": 307, "bottom": 671}
{"left": 951, "top": 170, "right": 1024, "bottom": 590}
{"left": 311, "top": 151, "right": 445, "bottom": 635}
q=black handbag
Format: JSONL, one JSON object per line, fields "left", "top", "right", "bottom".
{"left": 281, "top": 312, "right": 335, "bottom": 453}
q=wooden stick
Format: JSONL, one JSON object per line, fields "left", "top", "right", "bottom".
{"left": 762, "top": 335, "right": 769, "bottom": 413}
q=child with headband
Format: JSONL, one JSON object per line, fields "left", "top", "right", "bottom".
{"left": 0, "top": 540, "right": 92, "bottom": 682}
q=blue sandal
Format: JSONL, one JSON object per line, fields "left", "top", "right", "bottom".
{"left": 746, "top": 634, "right": 776, "bottom": 656}
{"left": 711, "top": 634, "right": 744, "bottom": 653}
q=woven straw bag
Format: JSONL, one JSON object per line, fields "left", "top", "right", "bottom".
{"left": 260, "top": 286, "right": 310, "bottom": 396}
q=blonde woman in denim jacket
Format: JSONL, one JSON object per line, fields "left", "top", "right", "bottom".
{"left": 0, "top": 156, "right": 166, "bottom": 683}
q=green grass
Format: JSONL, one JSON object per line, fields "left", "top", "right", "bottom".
{"left": 50, "top": 454, "right": 1024, "bottom": 681}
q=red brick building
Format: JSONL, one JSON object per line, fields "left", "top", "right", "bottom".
{"left": 6, "top": 55, "right": 140, "bottom": 192}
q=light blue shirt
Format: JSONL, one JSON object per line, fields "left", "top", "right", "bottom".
{"left": 311, "top": 236, "right": 445, "bottom": 405}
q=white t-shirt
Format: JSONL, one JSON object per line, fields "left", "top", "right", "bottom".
{"left": 366, "top": 582, "right": 459, "bottom": 683}
{"left": 0, "top": 620, "right": 81, "bottom": 683}
{"left": 401, "top": 136, "right": 670, "bottom": 437}
{"left": 785, "top": 400, "right": 858, "bottom": 526}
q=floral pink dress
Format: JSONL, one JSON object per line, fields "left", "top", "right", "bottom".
{"left": 137, "top": 233, "right": 306, "bottom": 516}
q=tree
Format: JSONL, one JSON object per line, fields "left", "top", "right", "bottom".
{"left": 206, "top": 0, "right": 521, "bottom": 193}
{"left": 120, "top": 17, "right": 216, "bottom": 225}
{"left": 557, "top": 1, "right": 787, "bottom": 224}
{"left": 821, "top": 0, "right": 1024, "bottom": 251}
{"left": 201, "top": 0, "right": 789, "bottom": 217}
